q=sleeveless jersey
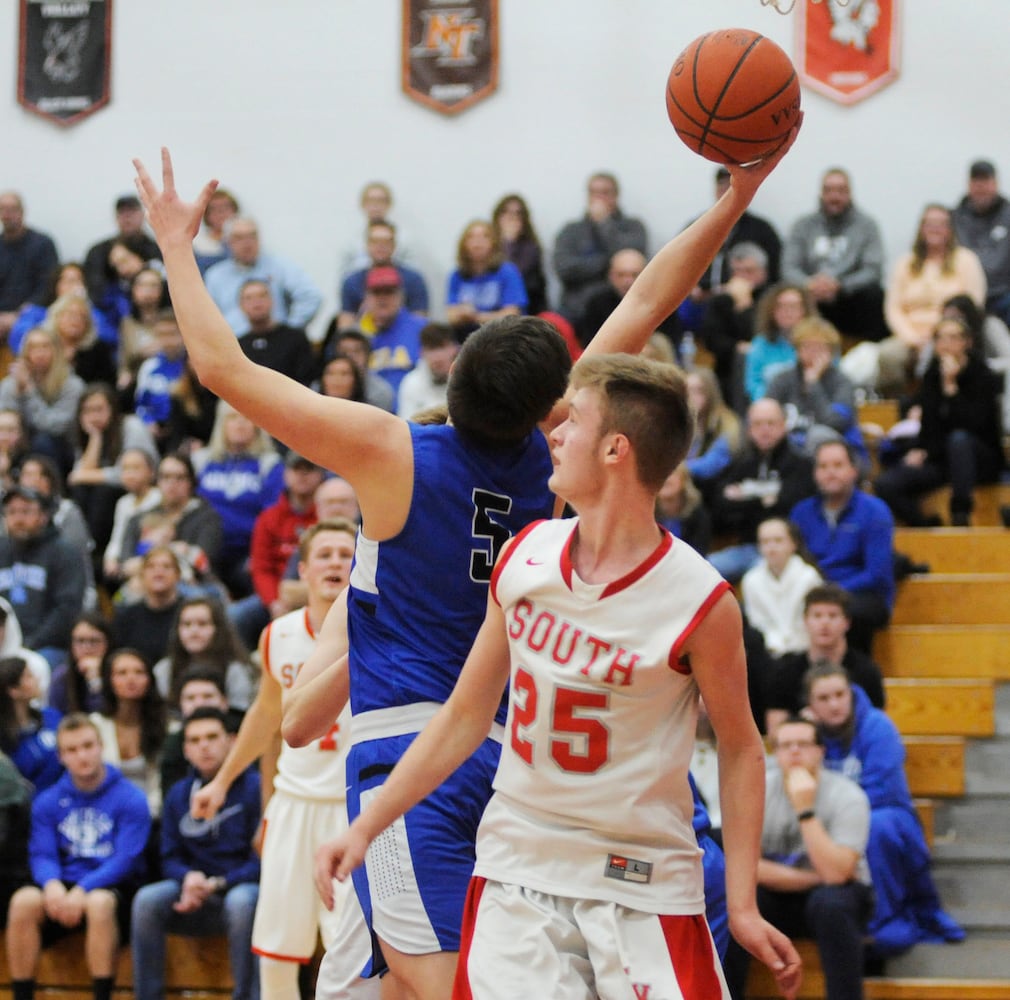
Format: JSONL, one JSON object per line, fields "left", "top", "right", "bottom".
{"left": 477, "top": 518, "right": 731, "bottom": 912}
{"left": 262, "top": 607, "right": 351, "bottom": 801}
{"left": 347, "top": 422, "right": 553, "bottom": 725}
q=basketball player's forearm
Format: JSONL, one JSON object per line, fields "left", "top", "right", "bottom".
{"left": 282, "top": 657, "right": 350, "bottom": 747}
{"left": 718, "top": 741, "right": 767, "bottom": 917}
{"left": 214, "top": 697, "right": 281, "bottom": 790}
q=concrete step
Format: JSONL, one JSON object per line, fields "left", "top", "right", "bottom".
{"left": 965, "top": 737, "right": 1010, "bottom": 796}
{"left": 931, "top": 859, "right": 1010, "bottom": 931}
{"left": 997, "top": 684, "right": 1010, "bottom": 735}
{"left": 885, "top": 931, "right": 1010, "bottom": 982}
{"left": 893, "top": 527, "right": 1010, "bottom": 573}
{"left": 935, "top": 796, "right": 1010, "bottom": 849}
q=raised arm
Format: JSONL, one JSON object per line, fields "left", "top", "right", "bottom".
{"left": 590, "top": 119, "right": 802, "bottom": 359}
{"left": 132, "top": 150, "right": 413, "bottom": 538}
{"left": 313, "top": 594, "right": 511, "bottom": 905}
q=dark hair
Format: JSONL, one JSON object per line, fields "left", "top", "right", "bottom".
{"left": 367, "top": 218, "right": 397, "bottom": 237}
{"left": 128, "top": 267, "right": 171, "bottom": 318}
{"left": 17, "top": 452, "right": 66, "bottom": 500}
{"left": 76, "top": 383, "right": 124, "bottom": 462}
{"left": 942, "top": 294, "right": 984, "bottom": 338}
{"left": 177, "top": 666, "right": 228, "bottom": 700}
{"left": 491, "top": 193, "right": 542, "bottom": 249}
{"left": 419, "top": 323, "right": 457, "bottom": 351}
{"left": 99, "top": 648, "right": 166, "bottom": 762}
{"left": 446, "top": 315, "right": 571, "bottom": 448}
{"left": 0, "top": 656, "right": 32, "bottom": 752}
{"left": 320, "top": 353, "right": 367, "bottom": 403}
{"left": 756, "top": 516, "right": 819, "bottom": 570}
{"left": 64, "top": 612, "right": 114, "bottom": 714}
{"left": 773, "top": 714, "right": 823, "bottom": 747}
{"left": 163, "top": 598, "right": 250, "bottom": 705}
{"left": 802, "top": 582, "right": 852, "bottom": 618}
{"left": 158, "top": 451, "right": 197, "bottom": 489}
{"left": 39, "top": 262, "right": 87, "bottom": 308}
{"left": 182, "top": 705, "right": 229, "bottom": 736}
{"left": 802, "top": 661, "right": 852, "bottom": 707}
{"left": 813, "top": 437, "right": 859, "bottom": 469}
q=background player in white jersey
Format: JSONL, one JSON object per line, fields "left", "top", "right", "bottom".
{"left": 133, "top": 124, "right": 800, "bottom": 1000}
{"left": 315, "top": 356, "right": 803, "bottom": 1000}
{"left": 190, "top": 520, "right": 376, "bottom": 1000}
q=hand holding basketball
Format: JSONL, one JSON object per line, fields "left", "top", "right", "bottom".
{"left": 667, "top": 28, "right": 801, "bottom": 165}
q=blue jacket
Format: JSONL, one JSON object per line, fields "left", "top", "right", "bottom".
{"left": 790, "top": 489, "right": 895, "bottom": 608}
{"left": 341, "top": 265, "right": 429, "bottom": 317}
{"left": 30, "top": 764, "right": 151, "bottom": 890}
{"left": 820, "top": 685, "right": 913, "bottom": 813}
{"left": 11, "top": 706, "right": 63, "bottom": 794}
{"left": 161, "top": 768, "right": 261, "bottom": 888}
{"left": 134, "top": 353, "right": 186, "bottom": 426}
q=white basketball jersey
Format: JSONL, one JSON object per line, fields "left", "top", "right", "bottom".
{"left": 262, "top": 607, "right": 351, "bottom": 801}
{"left": 477, "top": 518, "right": 730, "bottom": 913}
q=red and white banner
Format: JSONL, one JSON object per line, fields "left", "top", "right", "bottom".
{"left": 796, "top": 0, "right": 900, "bottom": 106}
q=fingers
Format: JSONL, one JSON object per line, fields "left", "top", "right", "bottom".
{"left": 161, "top": 147, "right": 175, "bottom": 192}
{"left": 194, "top": 178, "right": 222, "bottom": 218}
{"left": 313, "top": 844, "right": 338, "bottom": 909}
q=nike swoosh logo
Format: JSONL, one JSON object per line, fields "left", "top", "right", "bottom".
{"left": 526, "top": 558, "right": 543, "bottom": 566}
{"left": 179, "top": 804, "right": 244, "bottom": 837}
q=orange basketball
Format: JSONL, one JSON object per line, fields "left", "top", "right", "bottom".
{"left": 666, "top": 28, "right": 801, "bottom": 165}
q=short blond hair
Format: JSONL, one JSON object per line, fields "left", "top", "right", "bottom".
{"left": 792, "top": 316, "right": 841, "bottom": 350}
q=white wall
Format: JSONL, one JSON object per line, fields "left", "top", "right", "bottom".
{"left": 3, "top": 0, "right": 1007, "bottom": 336}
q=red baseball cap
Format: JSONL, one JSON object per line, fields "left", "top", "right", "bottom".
{"left": 366, "top": 266, "right": 402, "bottom": 291}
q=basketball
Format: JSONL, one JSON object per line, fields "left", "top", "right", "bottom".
{"left": 666, "top": 28, "right": 801, "bottom": 165}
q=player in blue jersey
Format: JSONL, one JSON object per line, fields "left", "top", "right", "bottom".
{"left": 133, "top": 124, "right": 800, "bottom": 1000}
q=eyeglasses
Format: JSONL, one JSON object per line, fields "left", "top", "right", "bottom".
{"left": 775, "top": 739, "right": 817, "bottom": 751}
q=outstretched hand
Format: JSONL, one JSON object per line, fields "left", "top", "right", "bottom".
{"left": 313, "top": 823, "right": 372, "bottom": 909}
{"left": 132, "top": 148, "right": 219, "bottom": 252}
{"left": 732, "top": 909, "right": 804, "bottom": 1000}
{"left": 725, "top": 112, "right": 804, "bottom": 203}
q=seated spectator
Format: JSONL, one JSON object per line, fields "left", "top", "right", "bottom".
{"left": 782, "top": 167, "right": 886, "bottom": 341}
{"left": 492, "top": 193, "right": 548, "bottom": 315}
{"left": 0, "top": 408, "right": 29, "bottom": 491}
{"left": 45, "top": 294, "right": 116, "bottom": 387}
{"left": 228, "top": 454, "right": 325, "bottom": 649}
{"left": 655, "top": 463, "right": 711, "bottom": 555}
{"left": 339, "top": 181, "right": 417, "bottom": 274}
{"left": 722, "top": 716, "right": 873, "bottom": 1000}
{"left": 47, "top": 614, "right": 111, "bottom": 718}
{"left": 0, "top": 599, "right": 51, "bottom": 702}
{"left": 790, "top": 440, "right": 894, "bottom": 652}
{"left": 133, "top": 310, "right": 187, "bottom": 450}
{"left": 5, "top": 713, "right": 150, "bottom": 1000}
{"left": 192, "top": 188, "right": 239, "bottom": 274}
{"left": 204, "top": 218, "right": 321, "bottom": 337}
{"left": 0, "top": 483, "right": 86, "bottom": 667}
{"left": 765, "top": 583, "right": 886, "bottom": 735}
{"left": 193, "top": 403, "right": 283, "bottom": 595}
{"left": 155, "top": 598, "right": 254, "bottom": 718}
{"left": 445, "top": 220, "right": 527, "bottom": 337}
{"left": 552, "top": 171, "right": 647, "bottom": 327}
{"left": 875, "top": 317, "right": 1003, "bottom": 526}
{"left": 0, "top": 744, "right": 32, "bottom": 933}
{"left": 102, "top": 448, "right": 161, "bottom": 587}
{"left": 710, "top": 398, "right": 815, "bottom": 582}
{"left": 741, "top": 517, "right": 822, "bottom": 660}
{"left": 951, "top": 159, "right": 1010, "bottom": 325}
{"left": 0, "top": 191, "right": 59, "bottom": 343}
{"left": 0, "top": 656, "right": 62, "bottom": 793}
{"left": 9, "top": 262, "right": 117, "bottom": 355}
{"left": 236, "top": 280, "right": 316, "bottom": 387}
{"left": 158, "top": 667, "right": 231, "bottom": 797}
{"left": 90, "top": 648, "right": 166, "bottom": 819}
{"left": 318, "top": 352, "right": 367, "bottom": 403}
{"left": 355, "top": 269, "right": 427, "bottom": 405}
{"left": 163, "top": 360, "right": 219, "bottom": 456}
{"left": 767, "top": 317, "right": 864, "bottom": 460}
{"left": 117, "top": 267, "right": 170, "bottom": 397}
{"left": 700, "top": 242, "right": 772, "bottom": 403}
{"left": 745, "top": 283, "right": 813, "bottom": 405}
{"left": 131, "top": 706, "right": 261, "bottom": 1000}
{"left": 16, "top": 454, "right": 96, "bottom": 613}
{"left": 805, "top": 664, "right": 965, "bottom": 956}
{"left": 112, "top": 546, "right": 185, "bottom": 670}
{"left": 942, "top": 292, "right": 1010, "bottom": 375}
{"left": 117, "top": 455, "right": 223, "bottom": 594}
{"left": 878, "top": 204, "right": 987, "bottom": 397}
{"left": 684, "top": 367, "right": 742, "bottom": 499}
{"left": 318, "top": 327, "right": 395, "bottom": 412}
{"left": 338, "top": 220, "right": 428, "bottom": 330}
{"left": 396, "top": 323, "right": 459, "bottom": 419}
{"left": 0, "top": 326, "right": 85, "bottom": 474}
{"left": 98, "top": 236, "right": 164, "bottom": 333}
{"left": 67, "top": 384, "right": 158, "bottom": 558}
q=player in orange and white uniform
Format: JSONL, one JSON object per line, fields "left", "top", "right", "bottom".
{"left": 192, "top": 519, "right": 377, "bottom": 1000}
{"left": 315, "top": 357, "right": 803, "bottom": 1000}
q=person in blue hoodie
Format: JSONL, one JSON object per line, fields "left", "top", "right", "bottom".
{"left": 804, "top": 663, "right": 965, "bottom": 958}
{"left": 5, "top": 713, "right": 150, "bottom": 1000}
{"left": 131, "top": 706, "right": 261, "bottom": 1000}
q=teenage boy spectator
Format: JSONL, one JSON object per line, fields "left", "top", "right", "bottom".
{"left": 236, "top": 280, "right": 316, "bottom": 387}
{"left": 159, "top": 667, "right": 231, "bottom": 793}
{"left": 133, "top": 310, "right": 187, "bottom": 448}
{"left": 395, "top": 323, "right": 459, "bottom": 418}
{"left": 5, "top": 714, "right": 150, "bottom": 1000}
{"left": 131, "top": 707, "right": 260, "bottom": 1000}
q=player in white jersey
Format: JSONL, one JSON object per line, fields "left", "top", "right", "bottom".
{"left": 190, "top": 520, "right": 377, "bottom": 1000}
{"left": 315, "top": 357, "right": 803, "bottom": 1000}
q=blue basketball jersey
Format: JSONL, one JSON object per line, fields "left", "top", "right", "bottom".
{"left": 347, "top": 422, "right": 553, "bottom": 724}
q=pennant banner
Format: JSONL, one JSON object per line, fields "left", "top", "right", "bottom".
{"left": 796, "top": 0, "right": 900, "bottom": 106}
{"left": 18, "top": 0, "right": 112, "bottom": 127}
{"left": 402, "top": 0, "right": 498, "bottom": 116}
